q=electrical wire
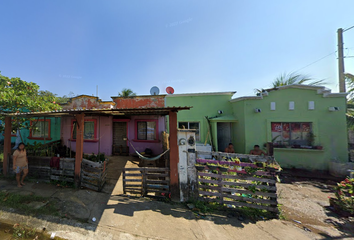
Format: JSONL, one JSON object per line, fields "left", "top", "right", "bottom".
{"left": 344, "top": 25, "right": 354, "bottom": 32}
{"left": 294, "top": 51, "right": 337, "bottom": 73}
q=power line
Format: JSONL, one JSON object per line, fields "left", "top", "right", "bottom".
{"left": 344, "top": 25, "right": 354, "bottom": 32}
{"left": 294, "top": 51, "right": 337, "bottom": 73}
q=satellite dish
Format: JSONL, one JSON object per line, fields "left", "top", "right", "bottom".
{"left": 150, "top": 86, "right": 160, "bottom": 95}
{"left": 166, "top": 86, "right": 175, "bottom": 94}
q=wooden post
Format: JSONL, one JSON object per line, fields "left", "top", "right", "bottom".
{"left": 142, "top": 168, "right": 147, "bottom": 196}
{"left": 169, "top": 110, "right": 180, "bottom": 201}
{"left": 3, "top": 117, "right": 12, "bottom": 175}
{"left": 74, "top": 113, "right": 85, "bottom": 188}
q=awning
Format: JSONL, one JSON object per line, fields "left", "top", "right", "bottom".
{"left": 1, "top": 107, "right": 192, "bottom": 118}
{"left": 209, "top": 115, "right": 237, "bottom": 122}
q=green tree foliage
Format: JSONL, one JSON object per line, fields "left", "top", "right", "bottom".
{"left": 0, "top": 72, "right": 62, "bottom": 133}
{"left": 118, "top": 88, "right": 136, "bottom": 97}
{"left": 345, "top": 73, "right": 354, "bottom": 129}
{"left": 272, "top": 72, "right": 326, "bottom": 88}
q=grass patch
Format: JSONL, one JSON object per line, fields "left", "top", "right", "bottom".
{"left": 0, "top": 191, "right": 60, "bottom": 217}
{"left": 237, "top": 206, "right": 276, "bottom": 221}
{"left": 186, "top": 199, "right": 220, "bottom": 214}
{"left": 185, "top": 199, "right": 278, "bottom": 221}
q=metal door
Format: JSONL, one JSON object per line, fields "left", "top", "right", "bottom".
{"left": 217, "top": 122, "right": 232, "bottom": 152}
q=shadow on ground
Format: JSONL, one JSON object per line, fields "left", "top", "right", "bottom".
{"left": 0, "top": 155, "right": 257, "bottom": 236}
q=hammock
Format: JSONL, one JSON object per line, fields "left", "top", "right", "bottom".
{"left": 128, "top": 139, "right": 170, "bottom": 161}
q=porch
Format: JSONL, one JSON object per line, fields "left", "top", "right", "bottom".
{"left": 2, "top": 107, "right": 190, "bottom": 199}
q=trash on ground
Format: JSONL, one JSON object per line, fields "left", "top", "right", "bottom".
{"left": 293, "top": 220, "right": 302, "bottom": 224}
{"left": 50, "top": 232, "right": 56, "bottom": 239}
{"left": 187, "top": 203, "right": 195, "bottom": 209}
{"left": 92, "top": 217, "right": 96, "bottom": 222}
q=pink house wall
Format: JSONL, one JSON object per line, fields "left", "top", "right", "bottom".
{"left": 127, "top": 115, "right": 166, "bottom": 155}
{"left": 61, "top": 116, "right": 113, "bottom": 156}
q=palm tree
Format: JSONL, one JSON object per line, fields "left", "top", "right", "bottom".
{"left": 345, "top": 73, "right": 354, "bottom": 129}
{"left": 272, "top": 72, "right": 326, "bottom": 88}
{"left": 118, "top": 88, "right": 136, "bottom": 97}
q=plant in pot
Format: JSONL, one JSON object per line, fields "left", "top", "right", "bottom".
{"left": 329, "top": 178, "right": 354, "bottom": 217}
{"left": 217, "top": 163, "right": 229, "bottom": 172}
{"left": 206, "top": 163, "right": 218, "bottom": 170}
{"left": 255, "top": 162, "right": 264, "bottom": 168}
{"left": 306, "top": 131, "right": 315, "bottom": 147}
{"left": 195, "top": 163, "right": 206, "bottom": 171}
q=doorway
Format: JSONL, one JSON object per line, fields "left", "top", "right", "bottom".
{"left": 217, "top": 122, "right": 232, "bottom": 152}
{"left": 113, "top": 122, "right": 128, "bottom": 155}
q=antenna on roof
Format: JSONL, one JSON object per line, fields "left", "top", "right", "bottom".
{"left": 150, "top": 86, "right": 160, "bottom": 95}
{"left": 166, "top": 86, "right": 174, "bottom": 94}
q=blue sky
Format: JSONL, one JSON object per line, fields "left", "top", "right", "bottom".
{"left": 0, "top": 1, "right": 353, "bottom": 100}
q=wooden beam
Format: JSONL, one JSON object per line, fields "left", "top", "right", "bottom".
{"left": 74, "top": 113, "right": 85, "bottom": 187}
{"left": 3, "top": 117, "right": 12, "bottom": 176}
{"left": 169, "top": 110, "right": 180, "bottom": 201}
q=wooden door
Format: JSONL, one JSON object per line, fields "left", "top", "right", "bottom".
{"left": 113, "top": 122, "right": 128, "bottom": 155}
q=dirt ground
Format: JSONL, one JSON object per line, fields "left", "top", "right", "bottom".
{"left": 278, "top": 171, "right": 354, "bottom": 239}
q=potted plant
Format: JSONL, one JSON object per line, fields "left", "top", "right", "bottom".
{"left": 218, "top": 164, "right": 229, "bottom": 172}
{"left": 206, "top": 163, "right": 218, "bottom": 170}
{"left": 306, "top": 131, "right": 315, "bottom": 147}
{"left": 255, "top": 162, "right": 264, "bottom": 168}
{"left": 195, "top": 163, "right": 206, "bottom": 171}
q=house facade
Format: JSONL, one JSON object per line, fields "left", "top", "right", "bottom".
{"left": 165, "top": 92, "right": 236, "bottom": 152}
{"left": 0, "top": 117, "right": 61, "bottom": 146}
{"left": 231, "top": 85, "right": 348, "bottom": 170}
{"left": 60, "top": 95, "right": 167, "bottom": 156}
{"left": 166, "top": 85, "right": 349, "bottom": 171}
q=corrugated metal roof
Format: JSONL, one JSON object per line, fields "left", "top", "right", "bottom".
{"left": 1, "top": 106, "right": 192, "bottom": 118}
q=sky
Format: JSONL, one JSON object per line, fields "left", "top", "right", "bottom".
{"left": 0, "top": 1, "right": 354, "bottom": 101}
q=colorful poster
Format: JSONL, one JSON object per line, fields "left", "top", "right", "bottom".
{"left": 302, "top": 123, "right": 311, "bottom": 139}
{"left": 282, "top": 123, "right": 290, "bottom": 141}
{"left": 271, "top": 122, "right": 282, "bottom": 143}
{"left": 291, "top": 123, "right": 301, "bottom": 141}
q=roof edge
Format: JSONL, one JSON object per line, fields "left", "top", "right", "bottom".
{"left": 166, "top": 91, "right": 236, "bottom": 97}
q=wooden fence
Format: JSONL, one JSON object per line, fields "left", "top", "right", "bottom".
{"left": 123, "top": 167, "right": 170, "bottom": 196}
{"left": 81, "top": 159, "right": 107, "bottom": 192}
{"left": 6, "top": 156, "right": 106, "bottom": 191}
{"left": 196, "top": 159, "right": 279, "bottom": 213}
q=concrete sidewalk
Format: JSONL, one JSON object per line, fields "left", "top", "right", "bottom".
{"left": 0, "top": 157, "right": 336, "bottom": 239}
{"left": 0, "top": 177, "right": 321, "bottom": 240}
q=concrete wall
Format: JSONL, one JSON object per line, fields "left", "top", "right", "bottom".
{"left": 166, "top": 93, "right": 235, "bottom": 150}
{"left": 231, "top": 86, "right": 348, "bottom": 170}
{"left": 112, "top": 95, "right": 165, "bottom": 109}
{"left": 61, "top": 116, "right": 113, "bottom": 156}
{"left": 6, "top": 117, "right": 61, "bottom": 146}
{"left": 61, "top": 95, "right": 114, "bottom": 110}
{"left": 127, "top": 115, "right": 165, "bottom": 155}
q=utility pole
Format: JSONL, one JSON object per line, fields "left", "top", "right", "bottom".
{"left": 338, "top": 28, "right": 345, "bottom": 93}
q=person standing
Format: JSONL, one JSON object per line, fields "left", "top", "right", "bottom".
{"left": 13, "top": 143, "right": 28, "bottom": 188}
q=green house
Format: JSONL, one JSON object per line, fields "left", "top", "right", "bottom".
{"left": 0, "top": 117, "right": 61, "bottom": 146}
{"left": 166, "top": 92, "right": 237, "bottom": 152}
{"left": 166, "top": 85, "right": 348, "bottom": 171}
